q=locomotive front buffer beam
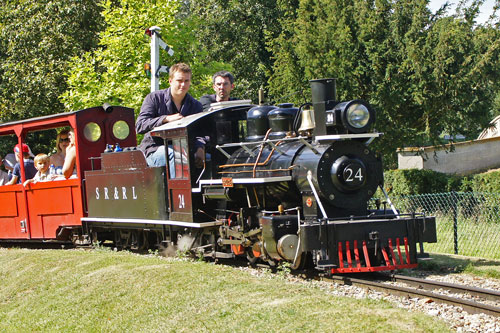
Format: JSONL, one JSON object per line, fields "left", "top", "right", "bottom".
{"left": 297, "top": 215, "right": 436, "bottom": 273}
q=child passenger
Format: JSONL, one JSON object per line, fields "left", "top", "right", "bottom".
{"left": 23, "top": 153, "right": 55, "bottom": 186}
{"left": 5, "top": 144, "right": 37, "bottom": 185}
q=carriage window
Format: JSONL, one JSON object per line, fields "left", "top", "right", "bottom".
{"left": 112, "top": 120, "right": 129, "bottom": 140}
{"left": 172, "top": 138, "right": 189, "bottom": 179}
{"left": 0, "top": 126, "right": 76, "bottom": 184}
{"left": 83, "top": 122, "right": 102, "bottom": 142}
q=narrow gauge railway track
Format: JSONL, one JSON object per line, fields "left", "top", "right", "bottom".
{"left": 320, "top": 273, "right": 500, "bottom": 318}
{"left": 379, "top": 273, "right": 500, "bottom": 303}
{"left": 218, "top": 257, "right": 500, "bottom": 319}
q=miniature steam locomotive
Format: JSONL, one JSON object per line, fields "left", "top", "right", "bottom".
{"left": 83, "top": 78, "right": 436, "bottom": 273}
{"left": 0, "top": 78, "right": 436, "bottom": 274}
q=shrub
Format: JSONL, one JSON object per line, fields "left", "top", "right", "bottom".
{"left": 377, "top": 169, "right": 500, "bottom": 197}
{"left": 383, "top": 169, "right": 463, "bottom": 195}
{"left": 468, "top": 170, "right": 500, "bottom": 193}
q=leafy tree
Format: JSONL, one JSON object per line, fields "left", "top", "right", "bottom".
{"left": 268, "top": 0, "right": 500, "bottom": 168}
{"left": 62, "top": 0, "right": 229, "bottom": 115}
{"left": 266, "top": 0, "right": 304, "bottom": 104}
{"left": 0, "top": 0, "right": 104, "bottom": 122}
{"left": 189, "top": 0, "right": 289, "bottom": 101}
{"left": 0, "top": 0, "right": 104, "bottom": 157}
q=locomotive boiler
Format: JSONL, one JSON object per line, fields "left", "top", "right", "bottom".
{"left": 82, "top": 78, "right": 437, "bottom": 273}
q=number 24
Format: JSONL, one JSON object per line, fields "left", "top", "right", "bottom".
{"left": 178, "top": 194, "right": 185, "bottom": 209}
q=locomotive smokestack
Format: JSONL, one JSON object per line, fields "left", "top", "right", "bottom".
{"left": 310, "top": 78, "right": 336, "bottom": 103}
{"left": 309, "top": 78, "right": 336, "bottom": 137}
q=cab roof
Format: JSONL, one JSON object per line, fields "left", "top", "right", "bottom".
{"left": 150, "top": 104, "right": 254, "bottom": 139}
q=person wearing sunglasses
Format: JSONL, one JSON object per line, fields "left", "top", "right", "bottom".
{"left": 50, "top": 129, "right": 70, "bottom": 172}
{"left": 61, "top": 129, "right": 77, "bottom": 179}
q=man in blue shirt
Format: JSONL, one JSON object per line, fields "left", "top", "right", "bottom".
{"left": 136, "top": 63, "right": 203, "bottom": 169}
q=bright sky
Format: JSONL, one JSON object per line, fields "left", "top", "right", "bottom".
{"left": 428, "top": 0, "right": 496, "bottom": 24}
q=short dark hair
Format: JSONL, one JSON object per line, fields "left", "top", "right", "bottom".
{"left": 212, "top": 71, "right": 234, "bottom": 84}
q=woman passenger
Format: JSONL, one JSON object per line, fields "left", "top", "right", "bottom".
{"left": 61, "top": 129, "right": 77, "bottom": 179}
{"left": 50, "top": 130, "right": 70, "bottom": 171}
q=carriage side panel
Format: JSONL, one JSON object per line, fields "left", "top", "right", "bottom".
{"left": 0, "top": 185, "right": 29, "bottom": 239}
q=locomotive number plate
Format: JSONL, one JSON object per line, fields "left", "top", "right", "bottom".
{"left": 222, "top": 177, "right": 234, "bottom": 188}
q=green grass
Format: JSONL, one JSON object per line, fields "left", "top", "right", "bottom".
{"left": 0, "top": 248, "right": 450, "bottom": 332}
{"left": 384, "top": 192, "right": 500, "bottom": 260}
{"left": 417, "top": 253, "right": 500, "bottom": 279}
{"left": 424, "top": 214, "right": 500, "bottom": 260}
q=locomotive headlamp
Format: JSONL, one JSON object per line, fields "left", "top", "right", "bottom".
{"left": 346, "top": 103, "right": 370, "bottom": 129}
{"left": 326, "top": 100, "right": 375, "bottom": 134}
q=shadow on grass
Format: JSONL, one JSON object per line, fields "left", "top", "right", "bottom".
{"left": 411, "top": 253, "right": 500, "bottom": 279}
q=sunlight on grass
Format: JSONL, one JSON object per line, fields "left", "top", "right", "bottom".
{"left": 0, "top": 248, "right": 450, "bottom": 332}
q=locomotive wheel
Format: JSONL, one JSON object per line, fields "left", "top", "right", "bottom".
{"left": 113, "top": 231, "right": 123, "bottom": 250}
{"left": 291, "top": 253, "right": 305, "bottom": 270}
{"left": 246, "top": 248, "right": 259, "bottom": 266}
{"left": 246, "top": 241, "right": 263, "bottom": 266}
{"left": 130, "top": 231, "right": 139, "bottom": 250}
{"left": 139, "top": 231, "right": 150, "bottom": 251}
{"left": 122, "top": 231, "right": 147, "bottom": 251}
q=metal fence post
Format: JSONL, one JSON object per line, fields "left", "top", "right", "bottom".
{"left": 452, "top": 191, "right": 458, "bottom": 255}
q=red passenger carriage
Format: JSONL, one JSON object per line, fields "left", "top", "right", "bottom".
{"left": 0, "top": 105, "right": 135, "bottom": 242}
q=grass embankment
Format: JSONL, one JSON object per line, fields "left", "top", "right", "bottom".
{"left": 0, "top": 248, "right": 449, "bottom": 332}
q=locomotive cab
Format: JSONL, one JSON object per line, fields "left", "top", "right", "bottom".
{"left": 150, "top": 104, "right": 253, "bottom": 222}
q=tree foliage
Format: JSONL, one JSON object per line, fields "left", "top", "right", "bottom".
{"left": 1, "top": 0, "right": 499, "bottom": 172}
{"left": 0, "top": 0, "right": 104, "bottom": 122}
{"left": 268, "top": 0, "right": 500, "bottom": 167}
{"left": 189, "top": 0, "right": 287, "bottom": 101}
{"left": 61, "top": 0, "right": 229, "bottom": 115}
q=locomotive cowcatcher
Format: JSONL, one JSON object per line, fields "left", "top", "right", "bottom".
{"left": 0, "top": 78, "right": 436, "bottom": 274}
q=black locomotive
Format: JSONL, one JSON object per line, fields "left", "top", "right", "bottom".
{"left": 82, "top": 79, "right": 436, "bottom": 273}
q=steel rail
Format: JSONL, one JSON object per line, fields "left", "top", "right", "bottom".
{"left": 322, "top": 274, "right": 500, "bottom": 318}
{"left": 385, "top": 273, "right": 500, "bottom": 303}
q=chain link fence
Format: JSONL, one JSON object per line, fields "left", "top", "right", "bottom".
{"left": 374, "top": 192, "right": 500, "bottom": 260}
